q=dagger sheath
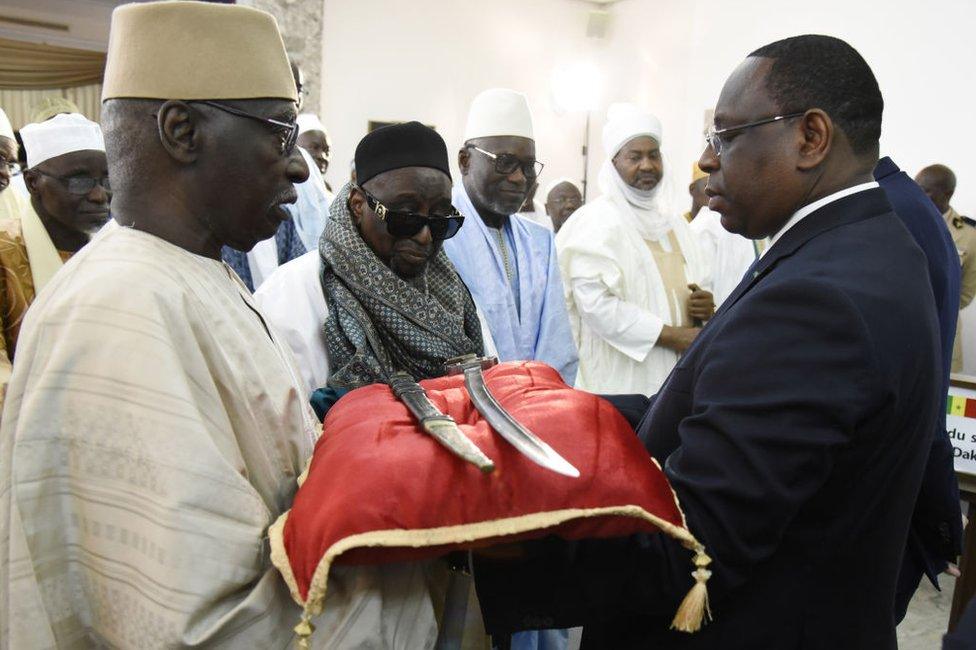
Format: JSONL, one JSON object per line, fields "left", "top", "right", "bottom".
{"left": 389, "top": 372, "right": 495, "bottom": 473}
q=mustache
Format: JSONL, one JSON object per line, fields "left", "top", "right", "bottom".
{"left": 271, "top": 188, "right": 299, "bottom": 208}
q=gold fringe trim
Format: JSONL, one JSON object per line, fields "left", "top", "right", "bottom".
{"left": 670, "top": 547, "right": 712, "bottom": 632}
{"left": 268, "top": 510, "right": 304, "bottom": 607}
{"left": 293, "top": 612, "right": 315, "bottom": 649}
{"left": 269, "top": 503, "right": 712, "bottom": 640}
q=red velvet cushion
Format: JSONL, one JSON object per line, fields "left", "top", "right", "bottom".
{"left": 271, "top": 361, "right": 702, "bottom": 618}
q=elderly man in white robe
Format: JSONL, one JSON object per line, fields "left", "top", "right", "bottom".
{"left": 557, "top": 104, "right": 713, "bottom": 396}
{"left": 0, "top": 3, "right": 437, "bottom": 649}
{"left": 444, "top": 88, "right": 577, "bottom": 386}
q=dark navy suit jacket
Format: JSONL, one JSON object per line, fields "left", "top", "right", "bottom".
{"left": 475, "top": 188, "right": 941, "bottom": 650}
{"left": 874, "top": 157, "right": 963, "bottom": 619}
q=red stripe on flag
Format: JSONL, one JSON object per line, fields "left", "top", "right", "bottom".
{"left": 966, "top": 398, "right": 976, "bottom": 419}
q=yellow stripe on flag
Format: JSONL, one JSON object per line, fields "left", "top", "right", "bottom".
{"left": 951, "top": 396, "right": 966, "bottom": 416}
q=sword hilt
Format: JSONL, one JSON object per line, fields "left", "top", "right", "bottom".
{"left": 444, "top": 354, "right": 498, "bottom": 376}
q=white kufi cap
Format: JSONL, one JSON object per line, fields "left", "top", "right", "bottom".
{"left": 20, "top": 113, "right": 105, "bottom": 169}
{"left": 0, "top": 107, "right": 13, "bottom": 141}
{"left": 297, "top": 113, "right": 328, "bottom": 138}
{"left": 463, "top": 88, "right": 534, "bottom": 141}
{"left": 601, "top": 103, "right": 662, "bottom": 158}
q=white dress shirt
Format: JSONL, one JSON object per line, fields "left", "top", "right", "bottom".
{"left": 763, "top": 181, "right": 879, "bottom": 256}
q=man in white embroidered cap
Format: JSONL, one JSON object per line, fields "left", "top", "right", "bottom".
{"left": 0, "top": 112, "right": 109, "bottom": 412}
{"left": 444, "top": 88, "right": 578, "bottom": 386}
{"left": 0, "top": 2, "right": 422, "bottom": 648}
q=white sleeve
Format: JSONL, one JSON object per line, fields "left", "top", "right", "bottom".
{"left": 571, "top": 276, "right": 664, "bottom": 363}
{"left": 254, "top": 252, "right": 331, "bottom": 395}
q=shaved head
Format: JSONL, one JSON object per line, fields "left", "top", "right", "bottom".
{"left": 915, "top": 164, "right": 956, "bottom": 214}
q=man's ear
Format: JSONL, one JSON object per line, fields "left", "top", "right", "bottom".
{"left": 23, "top": 169, "right": 39, "bottom": 195}
{"left": 348, "top": 187, "right": 367, "bottom": 226}
{"left": 458, "top": 146, "right": 471, "bottom": 175}
{"left": 157, "top": 100, "right": 200, "bottom": 165}
{"left": 796, "top": 109, "right": 832, "bottom": 171}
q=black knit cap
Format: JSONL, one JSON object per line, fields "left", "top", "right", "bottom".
{"left": 354, "top": 121, "right": 451, "bottom": 186}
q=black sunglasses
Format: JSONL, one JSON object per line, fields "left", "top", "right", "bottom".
{"left": 359, "top": 187, "right": 465, "bottom": 240}
{"left": 190, "top": 100, "right": 299, "bottom": 156}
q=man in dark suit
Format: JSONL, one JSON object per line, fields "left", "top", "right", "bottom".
{"left": 474, "top": 35, "right": 941, "bottom": 650}
{"left": 874, "top": 157, "right": 964, "bottom": 621}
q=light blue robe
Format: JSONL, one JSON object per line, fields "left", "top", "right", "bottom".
{"left": 285, "top": 147, "right": 333, "bottom": 252}
{"left": 445, "top": 185, "right": 578, "bottom": 385}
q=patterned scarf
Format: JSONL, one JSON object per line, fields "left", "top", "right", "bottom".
{"left": 320, "top": 183, "right": 484, "bottom": 388}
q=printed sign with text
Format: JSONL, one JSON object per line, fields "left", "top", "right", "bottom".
{"left": 948, "top": 384, "right": 976, "bottom": 477}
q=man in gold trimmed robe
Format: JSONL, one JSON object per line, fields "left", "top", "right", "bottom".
{"left": 0, "top": 113, "right": 110, "bottom": 410}
{"left": 0, "top": 3, "right": 436, "bottom": 648}
{"left": 557, "top": 104, "right": 714, "bottom": 396}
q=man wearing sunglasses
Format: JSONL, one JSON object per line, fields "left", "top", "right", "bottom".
{"left": 256, "top": 120, "right": 496, "bottom": 395}
{"left": 0, "top": 112, "right": 109, "bottom": 411}
{"left": 255, "top": 121, "right": 497, "bottom": 647}
{"left": 444, "top": 88, "right": 577, "bottom": 387}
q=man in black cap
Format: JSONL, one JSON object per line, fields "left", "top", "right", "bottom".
{"left": 256, "top": 120, "right": 496, "bottom": 646}
{"left": 256, "top": 120, "right": 496, "bottom": 395}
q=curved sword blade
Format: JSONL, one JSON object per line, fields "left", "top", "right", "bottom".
{"left": 451, "top": 359, "right": 580, "bottom": 478}
{"left": 390, "top": 372, "right": 495, "bottom": 473}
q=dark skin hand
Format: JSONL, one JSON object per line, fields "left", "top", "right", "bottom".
{"left": 348, "top": 166, "right": 453, "bottom": 279}
{"left": 915, "top": 165, "right": 954, "bottom": 215}
{"left": 102, "top": 97, "right": 309, "bottom": 259}
{"left": 459, "top": 135, "right": 536, "bottom": 228}
{"left": 687, "top": 283, "right": 715, "bottom": 321}
{"left": 688, "top": 176, "right": 708, "bottom": 220}
{"left": 0, "top": 135, "right": 16, "bottom": 193}
{"left": 657, "top": 284, "right": 714, "bottom": 353}
{"left": 545, "top": 181, "right": 582, "bottom": 232}
{"left": 612, "top": 135, "right": 663, "bottom": 191}
{"left": 297, "top": 129, "right": 330, "bottom": 176}
{"left": 699, "top": 57, "right": 876, "bottom": 239}
{"left": 24, "top": 150, "right": 111, "bottom": 253}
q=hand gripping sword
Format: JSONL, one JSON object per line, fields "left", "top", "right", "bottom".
{"left": 389, "top": 372, "right": 495, "bottom": 473}
{"left": 444, "top": 355, "right": 580, "bottom": 478}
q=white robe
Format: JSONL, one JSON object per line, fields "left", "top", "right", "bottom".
{"left": 0, "top": 222, "right": 437, "bottom": 649}
{"left": 689, "top": 208, "right": 759, "bottom": 307}
{"left": 254, "top": 250, "right": 499, "bottom": 396}
{"left": 556, "top": 196, "right": 708, "bottom": 395}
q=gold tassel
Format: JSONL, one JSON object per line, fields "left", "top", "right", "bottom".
{"left": 671, "top": 547, "right": 712, "bottom": 633}
{"left": 294, "top": 613, "right": 316, "bottom": 649}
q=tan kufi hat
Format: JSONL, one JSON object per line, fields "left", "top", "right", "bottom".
{"left": 30, "top": 97, "right": 81, "bottom": 124}
{"left": 691, "top": 163, "right": 708, "bottom": 183}
{"left": 102, "top": 1, "right": 296, "bottom": 102}
{"left": 463, "top": 88, "right": 534, "bottom": 141}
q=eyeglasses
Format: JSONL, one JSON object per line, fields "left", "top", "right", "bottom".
{"left": 36, "top": 170, "right": 111, "bottom": 195}
{"left": 704, "top": 112, "right": 807, "bottom": 156}
{"left": 469, "top": 146, "right": 544, "bottom": 179}
{"left": 359, "top": 186, "right": 465, "bottom": 240}
{"left": 191, "top": 100, "right": 299, "bottom": 156}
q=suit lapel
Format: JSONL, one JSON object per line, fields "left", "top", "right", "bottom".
{"left": 712, "top": 188, "right": 893, "bottom": 319}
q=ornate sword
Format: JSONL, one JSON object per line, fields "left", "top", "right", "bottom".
{"left": 389, "top": 371, "right": 495, "bottom": 473}
{"left": 444, "top": 355, "right": 581, "bottom": 478}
